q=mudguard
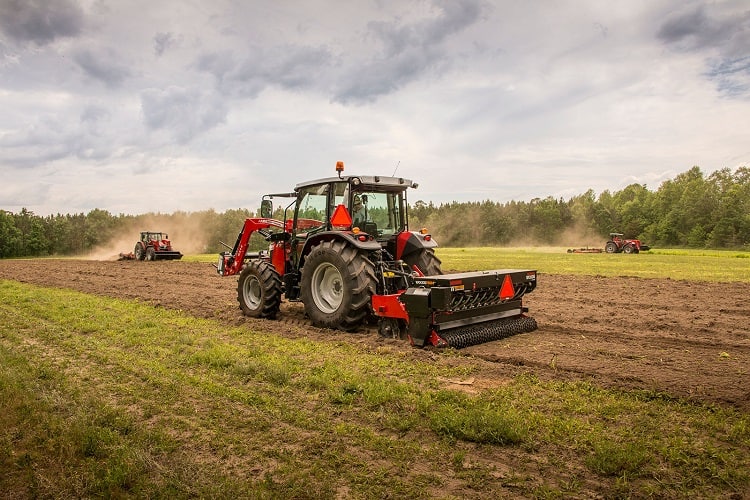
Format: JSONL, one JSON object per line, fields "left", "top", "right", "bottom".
{"left": 395, "top": 231, "right": 437, "bottom": 261}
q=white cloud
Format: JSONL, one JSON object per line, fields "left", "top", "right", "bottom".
{"left": 0, "top": 0, "right": 748, "bottom": 216}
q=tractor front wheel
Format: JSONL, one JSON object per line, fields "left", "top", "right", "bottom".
{"left": 623, "top": 244, "right": 635, "bottom": 254}
{"left": 134, "top": 243, "right": 146, "bottom": 260}
{"left": 404, "top": 248, "right": 443, "bottom": 276}
{"left": 300, "top": 240, "right": 376, "bottom": 331}
{"left": 145, "top": 247, "right": 155, "bottom": 261}
{"left": 237, "top": 260, "right": 282, "bottom": 319}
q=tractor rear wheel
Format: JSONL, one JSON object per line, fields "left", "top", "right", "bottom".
{"left": 605, "top": 241, "right": 618, "bottom": 253}
{"left": 300, "top": 240, "right": 376, "bottom": 331}
{"left": 404, "top": 248, "right": 442, "bottom": 276}
{"left": 237, "top": 260, "right": 282, "bottom": 319}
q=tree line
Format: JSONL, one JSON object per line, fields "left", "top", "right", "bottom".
{"left": 410, "top": 166, "right": 749, "bottom": 249}
{"left": 1, "top": 166, "right": 748, "bottom": 258}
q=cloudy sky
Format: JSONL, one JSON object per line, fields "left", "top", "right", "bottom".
{"left": 1, "top": 0, "right": 748, "bottom": 216}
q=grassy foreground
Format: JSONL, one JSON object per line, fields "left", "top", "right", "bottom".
{"left": 2, "top": 280, "right": 749, "bottom": 498}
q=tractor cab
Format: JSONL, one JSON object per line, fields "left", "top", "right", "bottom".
{"left": 259, "top": 165, "right": 422, "bottom": 273}
{"left": 290, "top": 175, "right": 414, "bottom": 237}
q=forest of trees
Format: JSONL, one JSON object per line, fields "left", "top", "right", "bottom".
{"left": 1, "top": 166, "right": 748, "bottom": 259}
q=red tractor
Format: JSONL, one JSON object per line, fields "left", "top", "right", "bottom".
{"left": 216, "top": 162, "right": 538, "bottom": 348}
{"left": 605, "top": 233, "right": 650, "bottom": 254}
{"left": 132, "top": 231, "right": 183, "bottom": 261}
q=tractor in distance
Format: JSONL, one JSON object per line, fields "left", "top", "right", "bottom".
{"left": 216, "top": 162, "right": 538, "bottom": 348}
{"left": 605, "top": 233, "right": 650, "bottom": 254}
{"left": 129, "top": 231, "right": 183, "bottom": 261}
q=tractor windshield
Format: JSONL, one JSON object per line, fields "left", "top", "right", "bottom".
{"left": 350, "top": 189, "right": 405, "bottom": 237}
{"left": 143, "top": 232, "right": 163, "bottom": 242}
{"left": 293, "top": 180, "right": 408, "bottom": 237}
{"left": 294, "top": 184, "right": 330, "bottom": 231}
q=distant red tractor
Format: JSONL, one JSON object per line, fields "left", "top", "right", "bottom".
{"left": 132, "top": 231, "right": 183, "bottom": 261}
{"left": 605, "top": 233, "right": 650, "bottom": 254}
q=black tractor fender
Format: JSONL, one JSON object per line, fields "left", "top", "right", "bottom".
{"left": 395, "top": 230, "right": 438, "bottom": 261}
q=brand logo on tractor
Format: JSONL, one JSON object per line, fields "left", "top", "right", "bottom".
{"left": 415, "top": 279, "right": 435, "bottom": 286}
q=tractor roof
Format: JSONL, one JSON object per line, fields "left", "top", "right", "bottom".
{"left": 294, "top": 175, "right": 417, "bottom": 192}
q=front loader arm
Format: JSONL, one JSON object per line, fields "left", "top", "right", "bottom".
{"left": 217, "top": 218, "right": 285, "bottom": 277}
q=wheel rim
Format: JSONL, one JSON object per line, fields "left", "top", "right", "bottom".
{"left": 241, "top": 276, "right": 262, "bottom": 309}
{"left": 311, "top": 262, "right": 343, "bottom": 314}
{"left": 378, "top": 318, "right": 401, "bottom": 338}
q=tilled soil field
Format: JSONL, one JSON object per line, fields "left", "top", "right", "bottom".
{"left": 2, "top": 258, "right": 748, "bottom": 410}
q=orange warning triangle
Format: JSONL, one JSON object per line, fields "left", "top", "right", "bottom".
{"left": 330, "top": 203, "right": 352, "bottom": 228}
{"left": 499, "top": 274, "right": 515, "bottom": 300}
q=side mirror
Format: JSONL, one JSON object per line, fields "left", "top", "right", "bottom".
{"left": 260, "top": 199, "right": 273, "bottom": 218}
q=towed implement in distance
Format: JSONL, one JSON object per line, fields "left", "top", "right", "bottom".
{"left": 216, "top": 162, "right": 538, "bottom": 348}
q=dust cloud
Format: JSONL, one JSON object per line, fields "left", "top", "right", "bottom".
{"left": 85, "top": 214, "right": 213, "bottom": 261}
{"left": 86, "top": 210, "right": 607, "bottom": 261}
{"left": 428, "top": 216, "right": 606, "bottom": 249}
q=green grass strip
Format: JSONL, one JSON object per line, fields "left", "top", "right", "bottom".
{"left": 434, "top": 247, "right": 750, "bottom": 282}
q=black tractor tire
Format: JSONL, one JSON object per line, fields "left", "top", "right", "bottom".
{"left": 404, "top": 248, "right": 443, "bottom": 276}
{"left": 133, "top": 242, "right": 146, "bottom": 260}
{"left": 237, "top": 260, "right": 282, "bottom": 319}
{"left": 300, "top": 240, "right": 376, "bottom": 331}
{"left": 605, "top": 241, "right": 618, "bottom": 254}
{"left": 623, "top": 244, "right": 635, "bottom": 254}
{"left": 145, "top": 247, "right": 155, "bottom": 261}
{"left": 134, "top": 243, "right": 146, "bottom": 260}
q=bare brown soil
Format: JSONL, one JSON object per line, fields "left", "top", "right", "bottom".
{"left": 2, "top": 258, "right": 748, "bottom": 410}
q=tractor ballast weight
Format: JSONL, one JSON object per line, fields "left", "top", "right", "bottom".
{"left": 216, "top": 162, "right": 538, "bottom": 348}
{"left": 133, "top": 231, "right": 183, "bottom": 261}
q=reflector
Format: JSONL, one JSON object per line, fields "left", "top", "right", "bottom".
{"left": 330, "top": 203, "right": 352, "bottom": 227}
{"left": 499, "top": 274, "right": 515, "bottom": 300}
